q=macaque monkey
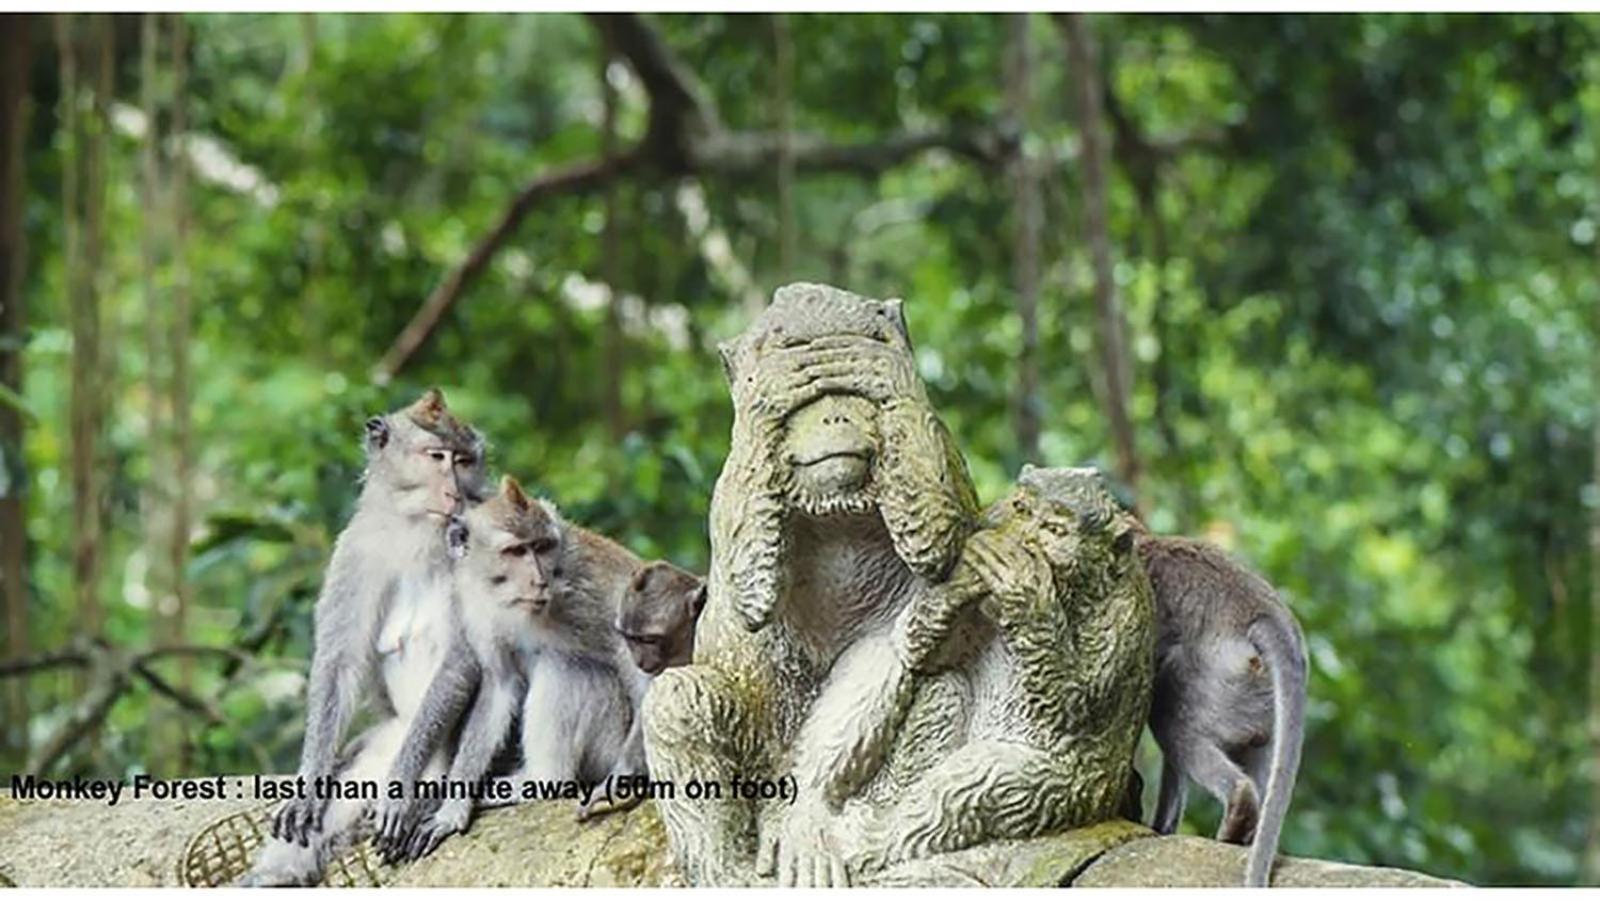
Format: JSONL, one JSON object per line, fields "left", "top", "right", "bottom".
{"left": 376, "top": 482, "right": 659, "bottom": 863}
{"left": 374, "top": 475, "right": 558, "bottom": 864}
{"left": 241, "top": 389, "right": 487, "bottom": 887}
{"left": 1137, "top": 533, "right": 1308, "bottom": 888}
{"left": 615, "top": 561, "right": 706, "bottom": 675}
{"left": 510, "top": 501, "right": 654, "bottom": 822}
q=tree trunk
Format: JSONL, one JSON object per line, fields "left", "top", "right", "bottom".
{"left": 0, "top": 13, "right": 34, "bottom": 762}
{"left": 138, "top": 10, "right": 179, "bottom": 772}
{"left": 168, "top": 12, "right": 195, "bottom": 772}
{"left": 1061, "top": 13, "right": 1140, "bottom": 500}
{"left": 59, "top": 13, "right": 112, "bottom": 642}
{"left": 1005, "top": 13, "right": 1041, "bottom": 464}
{"left": 599, "top": 39, "right": 625, "bottom": 439}
{"left": 774, "top": 12, "right": 796, "bottom": 283}
{"left": 1587, "top": 176, "right": 1600, "bottom": 887}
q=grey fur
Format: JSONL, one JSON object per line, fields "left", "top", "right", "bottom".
{"left": 616, "top": 561, "right": 706, "bottom": 676}
{"left": 1139, "top": 534, "right": 1308, "bottom": 888}
{"left": 240, "top": 390, "right": 487, "bottom": 886}
{"left": 374, "top": 480, "right": 659, "bottom": 863}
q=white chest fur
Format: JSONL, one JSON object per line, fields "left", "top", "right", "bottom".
{"left": 377, "top": 569, "right": 452, "bottom": 719}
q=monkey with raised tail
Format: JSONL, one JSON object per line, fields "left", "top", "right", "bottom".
{"left": 240, "top": 389, "right": 486, "bottom": 887}
{"left": 1136, "top": 531, "right": 1308, "bottom": 888}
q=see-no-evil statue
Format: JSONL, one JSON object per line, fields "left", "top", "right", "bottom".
{"left": 643, "top": 283, "right": 1155, "bottom": 886}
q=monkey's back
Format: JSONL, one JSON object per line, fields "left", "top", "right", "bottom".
{"left": 1139, "top": 536, "right": 1283, "bottom": 750}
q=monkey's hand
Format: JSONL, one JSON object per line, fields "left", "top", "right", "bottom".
{"left": 373, "top": 795, "right": 430, "bottom": 865}
{"left": 760, "top": 800, "right": 851, "bottom": 887}
{"left": 271, "top": 792, "right": 328, "bottom": 847}
{"left": 399, "top": 798, "right": 470, "bottom": 863}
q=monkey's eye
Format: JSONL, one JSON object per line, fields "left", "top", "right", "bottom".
{"left": 490, "top": 575, "right": 508, "bottom": 586}
{"left": 532, "top": 538, "right": 558, "bottom": 555}
{"left": 502, "top": 544, "right": 530, "bottom": 559}
{"left": 425, "top": 448, "right": 451, "bottom": 463}
{"left": 628, "top": 635, "right": 661, "bottom": 646}
{"left": 454, "top": 453, "right": 476, "bottom": 467}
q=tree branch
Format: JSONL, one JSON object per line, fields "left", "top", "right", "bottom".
{"left": 695, "top": 126, "right": 1011, "bottom": 176}
{"left": 133, "top": 659, "right": 225, "bottom": 725}
{"left": 372, "top": 154, "right": 639, "bottom": 383}
{"left": 374, "top": 12, "right": 1018, "bottom": 382}
{"left": 0, "top": 649, "right": 90, "bottom": 677}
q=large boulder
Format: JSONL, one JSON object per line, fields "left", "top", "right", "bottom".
{"left": 0, "top": 781, "right": 1462, "bottom": 887}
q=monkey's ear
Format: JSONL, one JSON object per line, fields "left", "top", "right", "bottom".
{"left": 688, "top": 582, "right": 708, "bottom": 619}
{"left": 884, "top": 298, "right": 913, "bottom": 350}
{"left": 1111, "top": 525, "right": 1135, "bottom": 560}
{"left": 630, "top": 565, "right": 652, "bottom": 593}
{"left": 501, "top": 475, "right": 532, "bottom": 511}
{"left": 716, "top": 341, "right": 739, "bottom": 385}
{"left": 1020, "top": 462, "right": 1039, "bottom": 479}
{"left": 446, "top": 516, "right": 470, "bottom": 560}
{"left": 410, "top": 387, "right": 447, "bottom": 426}
{"left": 364, "top": 416, "right": 390, "bottom": 451}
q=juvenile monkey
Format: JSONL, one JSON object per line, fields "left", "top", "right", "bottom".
{"left": 241, "top": 389, "right": 486, "bottom": 887}
{"left": 1137, "top": 532, "right": 1308, "bottom": 888}
{"left": 615, "top": 561, "right": 706, "bottom": 675}
{"left": 374, "top": 475, "right": 557, "bottom": 864}
{"left": 376, "top": 484, "right": 657, "bottom": 863}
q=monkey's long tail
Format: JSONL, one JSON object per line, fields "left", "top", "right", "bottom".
{"left": 1245, "top": 609, "right": 1307, "bottom": 888}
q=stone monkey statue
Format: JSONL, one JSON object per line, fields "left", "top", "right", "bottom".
{"left": 1136, "top": 531, "right": 1308, "bottom": 887}
{"left": 241, "top": 389, "right": 487, "bottom": 886}
{"left": 643, "top": 284, "right": 1153, "bottom": 886}
{"left": 773, "top": 465, "right": 1153, "bottom": 883}
{"left": 643, "top": 283, "right": 979, "bottom": 885}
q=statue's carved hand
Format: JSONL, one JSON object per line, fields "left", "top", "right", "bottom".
{"left": 777, "top": 336, "right": 922, "bottom": 409}
{"left": 759, "top": 800, "right": 852, "bottom": 887}
{"left": 964, "top": 528, "right": 1050, "bottom": 618}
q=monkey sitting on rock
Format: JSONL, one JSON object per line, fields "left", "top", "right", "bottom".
{"left": 240, "top": 389, "right": 487, "bottom": 887}
{"left": 1133, "top": 525, "right": 1308, "bottom": 888}
{"left": 615, "top": 561, "right": 706, "bottom": 675}
{"left": 374, "top": 479, "right": 703, "bottom": 863}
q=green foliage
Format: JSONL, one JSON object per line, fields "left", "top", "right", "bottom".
{"left": 8, "top": 12, "right": 1599, "bottom": 886}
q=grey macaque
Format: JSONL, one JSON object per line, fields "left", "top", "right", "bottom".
{"left": 512, "top": 501, "right": 653, "bottom": 822}
{"left": 615, "top": 561, "right": 706, "bottom": 675}
{"left": 374, "top": 475, "right": 557, "bottom": 864}
{"left": 376, "top": 480, "right": 654, "bottom": 864}
{"left": 241, "top": 389, "right": 487, "bottom": 887}
{"left": 1137, "top": 533, "right": 1308, "bottom": 888}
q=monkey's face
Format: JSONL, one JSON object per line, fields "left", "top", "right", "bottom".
{"left": 782, "top": 394, "right": 880, "bottom": 517}
{"left": 616, "top": 562, "right": 706, "bottom": 675}
{"left": 452, "top": 476, "right": 562, "bottom": 616}
{"left": 364, "top": 389, "right": 487, "bottom": 522}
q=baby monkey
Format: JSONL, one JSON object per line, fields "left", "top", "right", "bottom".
{"left": 1136, "top": 530, "right": 1308, "bottom": 888}
{"left": 615, "top": 560, "right": 706, "bottom": 675}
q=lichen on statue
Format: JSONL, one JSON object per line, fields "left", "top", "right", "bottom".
{"left": 642, "top": 283, "right": 1155, "bottom": 886}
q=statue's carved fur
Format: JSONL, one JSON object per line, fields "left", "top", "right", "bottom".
{"left": 644, "top": 284, "right": 1154, "bottom": 886}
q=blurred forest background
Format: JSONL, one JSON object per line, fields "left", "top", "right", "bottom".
{"left": 0, "top": 10, "right": 1597, "bottom": 886}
